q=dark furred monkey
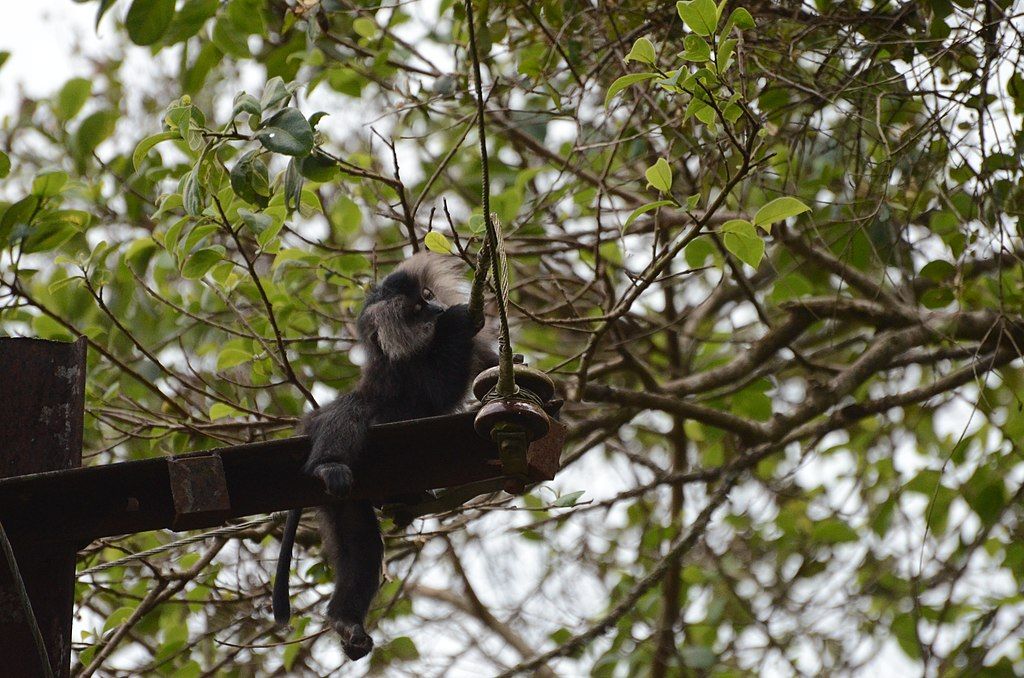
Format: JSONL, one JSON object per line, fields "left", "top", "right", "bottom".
{"left": 273, "top": 253, "right": 496, "bottom": 660}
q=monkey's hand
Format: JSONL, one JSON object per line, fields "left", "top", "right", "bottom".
{"left": 313, "top": 462, "right": 355, "bottom": 498}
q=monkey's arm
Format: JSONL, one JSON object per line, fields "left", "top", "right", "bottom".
{"left": 438, "top": 303, "right": 499, "bottom": 371}
{"left": 302, "top": 393, "right": 369, "bottom": 497}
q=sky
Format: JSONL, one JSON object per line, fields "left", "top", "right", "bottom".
{"left": 0, "top": 2, "right": 113, "bottom": 117}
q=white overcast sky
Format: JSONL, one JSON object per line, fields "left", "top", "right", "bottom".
{"left": 0, "top": 2, "right": 115, "bottom": 117}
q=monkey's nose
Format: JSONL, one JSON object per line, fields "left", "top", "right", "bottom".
{"left": 426, "top": 302, "right": 445, "bottom": 316}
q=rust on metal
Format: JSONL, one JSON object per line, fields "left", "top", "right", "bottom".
{"left": 167, "top": 454, "right": 231, "bottom": 531}
{"left": 527, "top": 417, "right": 566, "bottom": 481}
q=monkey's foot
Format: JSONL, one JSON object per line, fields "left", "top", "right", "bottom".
{"left": 313, "top": 462, "right": 354, "bottom": 498}
{"left": 333, "top": 620, "right": 373, "bottom": 660}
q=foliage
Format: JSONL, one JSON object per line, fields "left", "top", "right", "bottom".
{"left": 2, "top": 0, "right": 1024, "bottom": 675}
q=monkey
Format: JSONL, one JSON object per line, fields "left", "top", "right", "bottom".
{"left": 273, "top": 252, "right": 497, "bottom": 661}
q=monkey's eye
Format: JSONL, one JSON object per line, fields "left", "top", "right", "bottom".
{"left": 422, "top": 287, "right": 434, "bottom": 301}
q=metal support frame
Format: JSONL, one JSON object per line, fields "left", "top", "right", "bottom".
{"left": 0, "top": 337, "right": 565, "bottom": 675}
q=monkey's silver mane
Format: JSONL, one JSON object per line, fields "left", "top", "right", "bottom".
{"left": 362, "top": 253, "right": 496, "bottom": 364}
{"left": 395, "top": 252, "right": 468, "bottom": 307}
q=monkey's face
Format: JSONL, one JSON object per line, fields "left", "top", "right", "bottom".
{"left": 359, "top": 270, "right": 445, "bottom": 362}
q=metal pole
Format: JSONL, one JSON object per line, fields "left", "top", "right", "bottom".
{"left": 0, "top": 337, "right": 86, "bottom": 678}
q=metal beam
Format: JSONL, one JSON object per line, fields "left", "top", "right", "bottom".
{"left": 0, "top": 404, "right": 564, "bottom": 547}
{"left": 0, "top": 337, "right": 86, "bottom": 678}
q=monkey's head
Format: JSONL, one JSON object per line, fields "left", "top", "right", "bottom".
{"left": 358, "top": 253, "right": 467, "bottom": 361}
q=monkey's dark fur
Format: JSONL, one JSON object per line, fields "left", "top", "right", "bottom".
{"left": 273, "top": 253, "right": 496, "bottom": 661}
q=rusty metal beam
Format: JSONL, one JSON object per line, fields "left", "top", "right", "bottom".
{"left": 0, "top": 404, "right": 564, "bottom": 547}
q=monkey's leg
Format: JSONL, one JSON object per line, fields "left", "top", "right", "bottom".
{"left": 319, "top": 500, "right": 383, "bottom": 661}
{"left": 303, "top": 394, "right": 367, "bottom": 498}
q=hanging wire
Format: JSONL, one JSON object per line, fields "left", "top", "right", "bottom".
{"left": 0, "top": 520, "right": 55, "bottom": 678}
{"left": 464, "top": 0, "right": 516, "bottom": 397}
{"left": 468, "top": 240, "right": 491, "bottom": 328}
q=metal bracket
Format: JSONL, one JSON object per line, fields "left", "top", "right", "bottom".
{"left": 167, "top": 454, "right": 231, "bottom": 531}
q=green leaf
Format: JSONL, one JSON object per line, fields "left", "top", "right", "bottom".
{"left": 721, "top": 219, "right": 764, "bottom": 268}
{"left": 22, "top": 223, "right": 76, "bottom": 254}
{"left": 645, "top": 158, "right": 673, "bottom": 193}
{"left": 132, "top": 130, "right": 179, "bottom": 170}
{"left": 685, "top": 236, "right": 715, "bottom": 268}
{"left": 690, "top": 97, "right": 717, "bottom": 126}
{"left": 298, "top": 189, "right": 323, "bottom": 218}
{"left": 424, "top": 231, "right": 453, "bottom": 254}
{"left": 217, "top": 348, "right": 254, "bottom": 370}
{"left": 964, "top": 469, "right": 1006, "bottom": 528}
{"left": 770, "top": 273, "right": 813, "bottom": 302}
{"left": 49, "top": 276, "right": 83, "bottom": 295}
{"left": 231, "top": 92, "right": 261, "bottom": 119}
{"left": 752, "top": 197, "right": 811, "bottom": 230}
{"left": 260, "top": 76, "right": 291, "bottom": 111}
{"left": 732, "top": 381, "right": 772, "bottom": 420}
{"left": 892, "top": 614, "right": 921, "bottom": 660}
{"left": 103, "top": 606, "right": 136, "bottom": 633}
{"left": 0, "top": 150, "right": 9, "bottom": 178}
{"left": 624, "top": 200, "right": 676, "bottom": 230}
{"left": 55, "top": 78, "right": 92, "bottom": 122}
{"left": 921, "top": 287, "right": 953, "bottom": 309}
{"left": 257, "top": 220, "right": 285, "bottom": 250}
{"left": 465, "top": 214, "right": 485, "bottom": 234}
{"left": 181, "top": 223, "right": 218, "bottom": 255}
{"left": 125, "top": 0, "right": 177, "bottom": 46}
{"left": 256, "top": 107, "right": 314, "bottom": 157}
{"left": 230, "top": 150, "right": 271, "bottom": 207}
{"left": 554, "top": 490, "right": 585, "bottom": 508}
{"left": 331, "top": 196, "right": 362, "bottom": 237}
{"left": 681, "top": 34, "right": 711, "bottom": 62}
{"left": 72, "top": 110, "right": 118, "bottom": 170}
{"left": 383, "top": 636, "right": 419, "bottom": 661}
{"left": 239, "top": 208, "right": 274, "bottom": 234}
{"left": 31, "top": 171, "right": 68, "bottom": 198}
{"left": 604, "top": 73, "right": 659, "bottom": 108}
{"left": 716, "top": 38, "right": 737, "bottom": 71}
{"left": 162, "top": 0, "right": 219, "bottom": 44}
{"left": 212, "top": 16, "right": 250, "bottom": 58}
{"left": 676, "top": 0, "right": 719, "bottom": 36}
{"left": 919, "top": 260, "right": 956, "bottom": 281}
{"left": 284, "top": 158, "right": 303, "bottom": 213}
{"left": 183, "top": 166, "right": 204, "bottom": 216}
{"left": 812, "top": 518, "right": 858, "bottom": 544}
{"left": 298, "top": 153, "right": 339, "bottom": 182}
{"left": 0, "top": 196, "right": 40, "bottom": 245}
{"left": 724, "top": 7, "right": 755, "bottom": 31}
{"left": 93, "top": 0, "right": 117, "bottom": 28}
{"left": 625, "top": 37, "right": 656, "bottom": 65}
{"left": 182, "top": 247, "right": 224, "bottom": 279}
{"left": 353, "top": 17, "right": 378, "bottom": 39}
{"left": 124, "top": 237, "right": 158, "bottom": 272}
{"left": 272, "top": 247, "right": 312, "bottom": 270}
{"left": 209, "top": 403, "right": 244, "bottom": 420}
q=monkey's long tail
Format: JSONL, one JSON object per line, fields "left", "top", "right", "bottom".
{"left": 273, "top": 508, "right": 302, "bottom": 625}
